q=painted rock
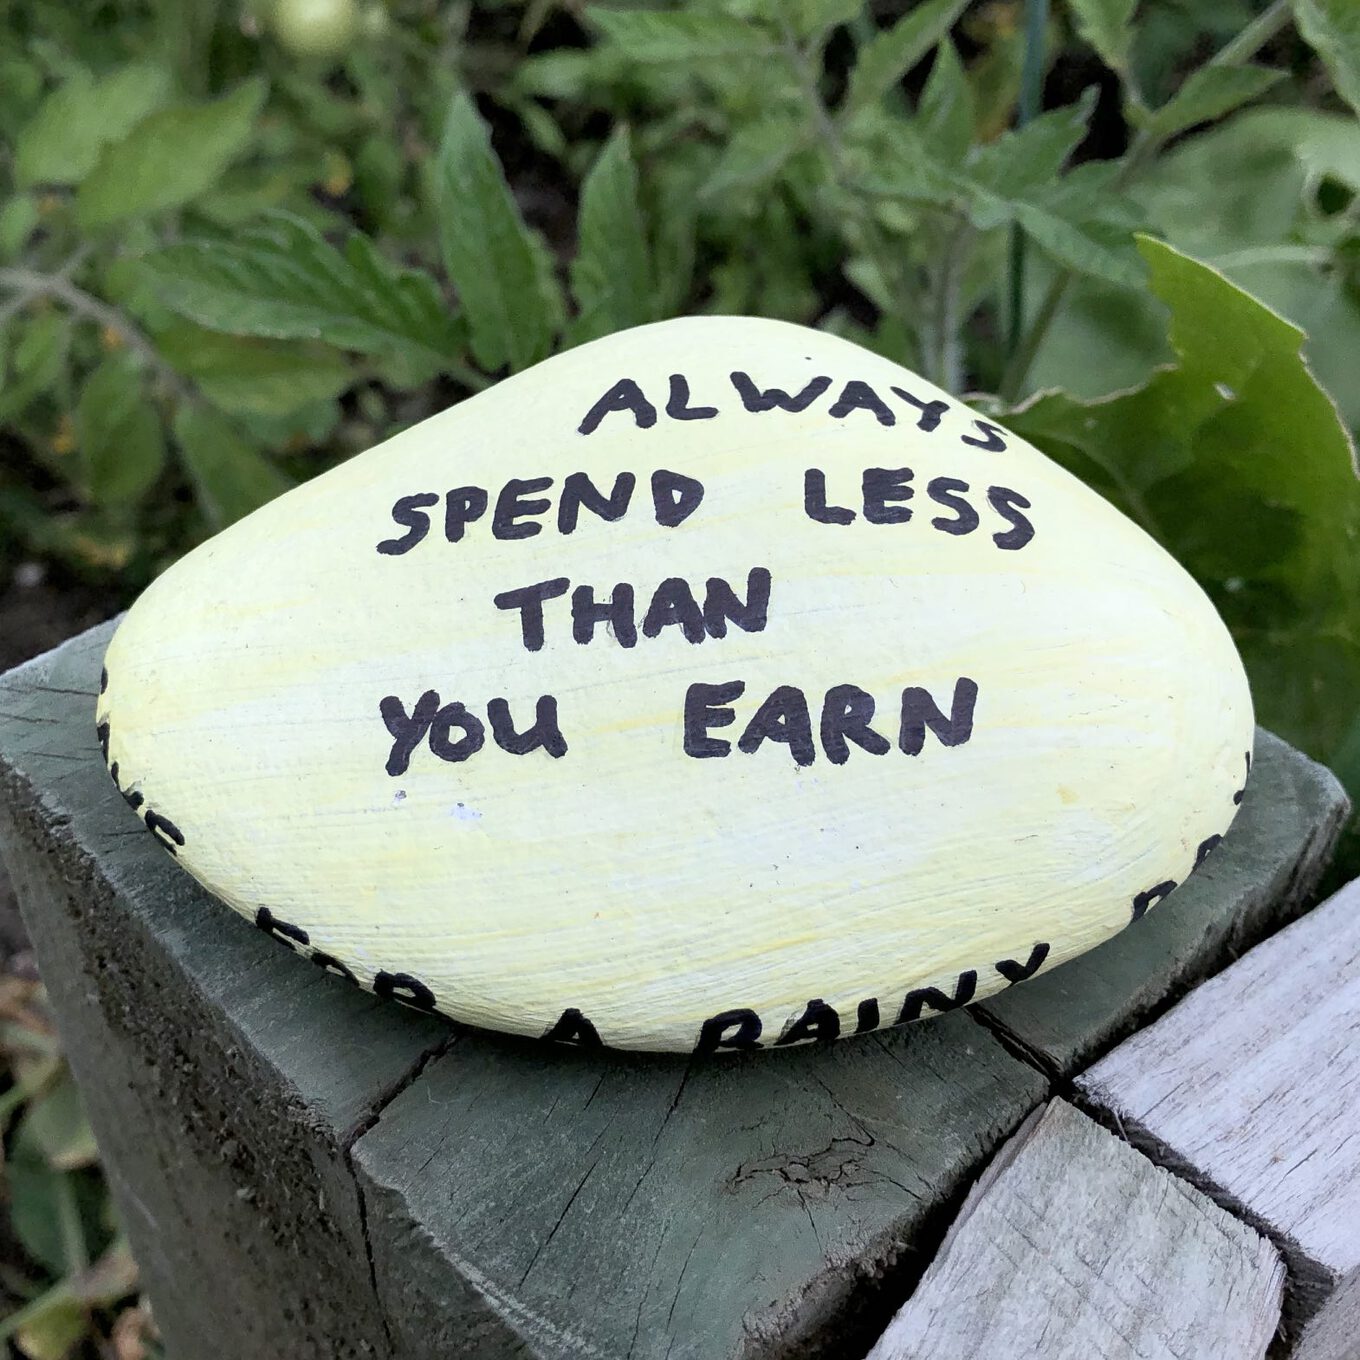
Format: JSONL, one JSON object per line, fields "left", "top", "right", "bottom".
{"left": 97, "top": 316, "right": 1253, "bottom": 1054}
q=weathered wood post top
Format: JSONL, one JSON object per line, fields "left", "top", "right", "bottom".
{"left": 0, "top": 618, "right": 1347, "bottom": 1359}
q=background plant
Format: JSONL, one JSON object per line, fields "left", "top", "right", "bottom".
{"left": 0, "top": 0, "right": 1358, "bottom": 1346}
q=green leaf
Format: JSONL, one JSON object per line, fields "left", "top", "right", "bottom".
{"left": 0, "top": 194, "right": 40, "bottom": 261}
{"left": 140, "top": 212, "right": 462, "bottom": 369}
{"left": 1293, "top": 0, "right": 1360, "bottom": 117}
{"left": 702, "top": 112, "right": 806, "bottom": 200}
{"left": 174, "top": 405, "right": 294, "bottom": 530}
{"left": 0, "top": 313, "right": 69, "bottom": 423}
{"left": 13, "top": 1293, "right": 85, "bottom": 1360}
{"left": 1142, "top": 65, "right": 1286, "bottom": 143}
{"left": 15, "top": 62, "right": 172, "bottom": 187}
{"left": 970, "top": 88, "right": 1098, "bottom": 197}
{"left": 918, "top": 38, "right": 975, "bottom": 163}
{"left": 21, "top": 1070, "right": 98, "bottom": 1173}
{"left": 1011, "top": 200, "right": 1146, "bottom": 285}
{"left": 74, "top": 356, "right": 167, "bottom": 507}
{"left": 571, "top": 126, "right": 653, "bottom": 343}
{"left": 433, "top": 93, "right": 558, "bottom": 372}
{"left": 791, "top": 0, "right": 863, "bottom": 38}
{"left": 76, "top": 78, "right": 266, "bottom": 231}
{"left": 589, "top": 10, "right": 776, "bottom": 62}
{"left": 1065, "top": 0, "right": 1137, "bottom": 75}
{"left": 155, "top": 324, "right": 352, "bottom": 416}
{"left": 844, "top": 0, "right": 968, "bottom": 118}
{"left": 1007, "top": 235, "right": 1360, "bottom": 760}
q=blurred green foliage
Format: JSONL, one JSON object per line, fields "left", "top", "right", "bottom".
{"left": 0, "top": 0, "right": 1359, "bottom": 1348}
{"left": 0, "top": 975, "right": 159, "bottom": 1357}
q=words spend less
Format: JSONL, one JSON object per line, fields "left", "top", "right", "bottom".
{"left": 371, "top": 369, "right": 1032, "bottom": 771}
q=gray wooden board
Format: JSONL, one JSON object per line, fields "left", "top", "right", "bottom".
{"left": 864, "top": 1099, "right": 1284, "bottom": 1360}
{"left": 1078, "top": 875, "right": 1360, "bottom": 1338}
{"left": 351, "top": 1014, "right": 1046, "bottom": 1360}
{"left": 977, "top": 727, "right": 1348, "bottom": 1077}
{"left": 0, "top": 622, "right": 452, "bottom": 1360}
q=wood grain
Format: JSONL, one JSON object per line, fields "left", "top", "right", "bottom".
{"left": 866, "top": 1099, "right": 1284, "bottom": 1360}
{"left": 0, "top": 623, "right": 451, "bottom": 1360}
{"left": 1, "top": 621, "right": 1052, "bottom": 1360}
{"left": 351, "top": 1012, "right": 1047, "bottom": 1360}
{"left": 1078, "top": 875, "right": 1360, "bottom": 1336}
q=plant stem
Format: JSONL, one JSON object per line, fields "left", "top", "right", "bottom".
{"left": 1005, "top": 0, "right": 1050, "bottom": 362}
{"left": 0, "top": 265, "right": 193, "bottom": 401}
{"left": 776, "top": 17, "right": 921, "bottom": 364}
{"left": 931, "top": 217, "right": 973, "bottom": 391}
{"left": 1212, "top": 0, "right": 1292, "bottom": 68}
{"left": 999, "top": 0, "right": 1293, "bottom": 402}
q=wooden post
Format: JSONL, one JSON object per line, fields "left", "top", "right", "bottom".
{"left": 0, "top": 621, "right": 1347, "bottom": 1358}
{"left": 865, "top": 1100, "right": 1284, "bottom": 1360}
{"left": 1079, "top": 876, "right": 1360, "bottom": 1342}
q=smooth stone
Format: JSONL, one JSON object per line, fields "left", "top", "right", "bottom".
{"left": 96, "top": 316, "right": 1254, "bottom": 1053}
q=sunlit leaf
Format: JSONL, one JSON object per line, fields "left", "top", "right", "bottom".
{"left": 1007, "top": 235, "right": 1360, "bottom": 762}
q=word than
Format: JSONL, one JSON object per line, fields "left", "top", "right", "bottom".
{"left": 577, "top": 371, "right": 1010, "bottom": 449}
{"left": 494, "top": 568, "right": 769, "bottom": 652}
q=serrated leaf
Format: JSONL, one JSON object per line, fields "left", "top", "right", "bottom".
{"left": 15, "top": 63, "right": 172, "bottom": 188}
{"left": 1012, "top": 200, "right": 1146, "bottom": 285}
{"left": 156, "top": 324, "right": 351, "bottom": 416}
{"left": 590, "top": 10, "right": 776, "bottom": 62}
{"left": 173, "top": 405, "right": 293, "bottom": 529}
{"left": 433, "top": 93, "right": 558, "bottom": 372}
{"left": 1065, "top": 0, "right": 1137, "bottom": 74}
{"left": 74, "top": 356, "right": 167, "bottom": 507}
{"left": 140, "top": 213, "right": 462, "bottom": 369}
{"left": 1007, "top": 235, "right": 1360, "bottom": 761}
{"left": 844, "top": 0, "right": 968, "bottom": 118}
{"left": 971, "top": 87, "right": 1098, "bottom": 197}
{"left": 1294, "top": 0, "right": 1360, "bottom": 118}
{"left": 571, "top": 126, "right": 653, "bottom": 344}
{"left": 918, "top": 38, "right": 974, "bottom": 163}
{"left": 702, "top": 112, "right": 806, "bottom": 200}
{"left": 76, "top": 78, "right": 266, "bottom": 231}
{"left": 1142, "top": 65, "right": 1285, "bottom": 143}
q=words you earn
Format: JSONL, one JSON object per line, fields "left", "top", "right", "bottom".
{"left": 374, "top": 370, "right": 1035, "bottom": 774}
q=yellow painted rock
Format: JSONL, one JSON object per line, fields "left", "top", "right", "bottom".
{"left": 97, "top": 316, "right": 1253, "bottom": 1053}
